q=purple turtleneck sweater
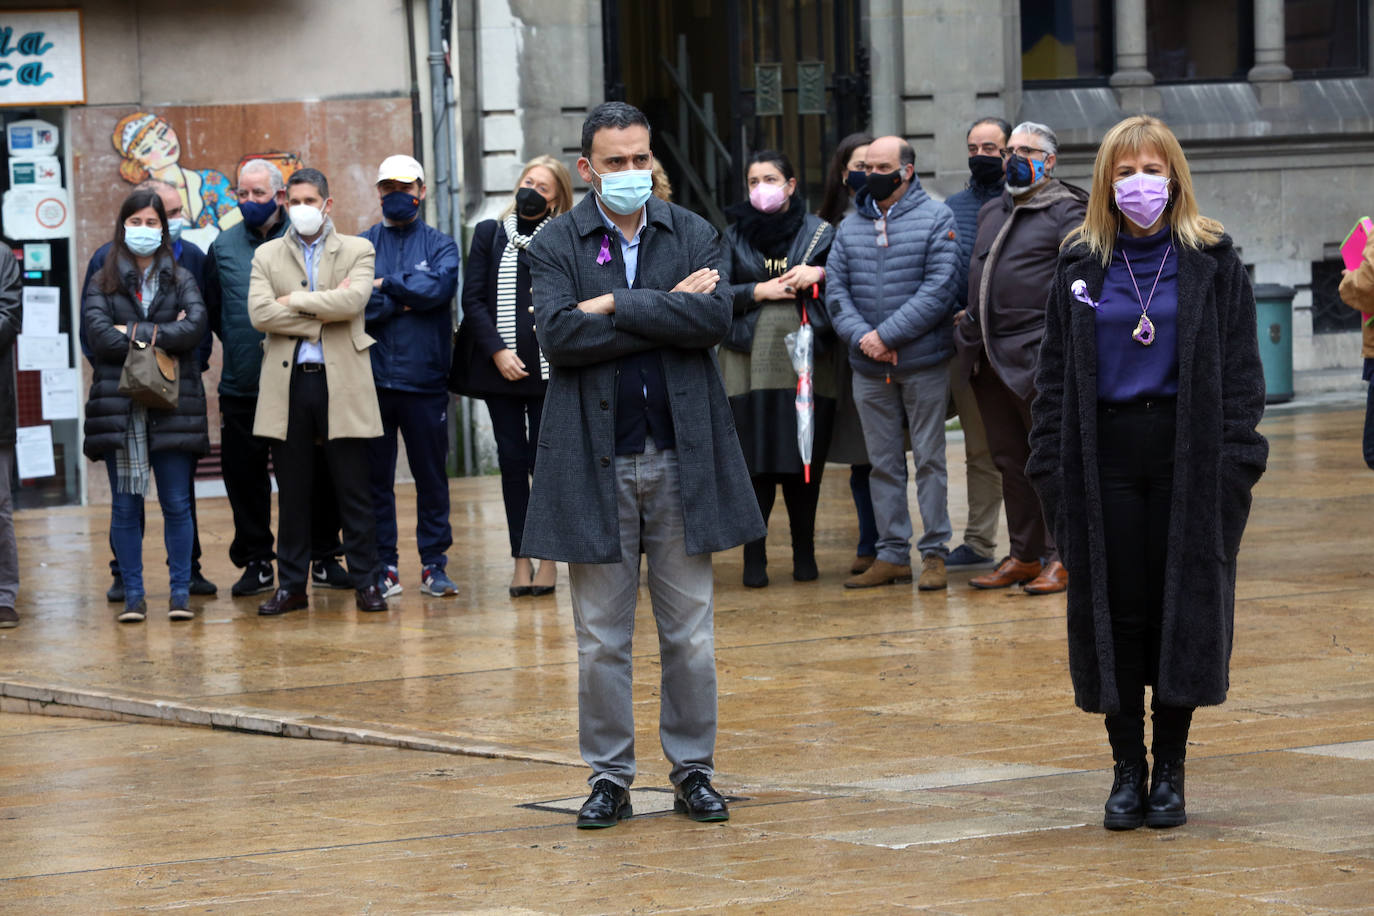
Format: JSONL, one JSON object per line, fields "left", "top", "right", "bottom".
{"left": 1096, "top": 227, "right": 1180, "bottom": 403}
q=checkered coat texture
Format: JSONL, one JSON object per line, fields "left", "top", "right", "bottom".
{"left": 1027, "top": 234, "right": 1269, "bottom": 714}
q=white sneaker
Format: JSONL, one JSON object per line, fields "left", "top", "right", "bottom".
{"left": 379, "top": 566, "right": 403, "bottom": 598}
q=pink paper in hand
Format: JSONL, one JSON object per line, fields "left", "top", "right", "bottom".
{"left": 1340, "top": 217, "right": 1373, "bottom": 271}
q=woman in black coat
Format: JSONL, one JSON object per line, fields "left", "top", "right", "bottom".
{"left": 1027, "top": 116, "right": 1268, "bottom": 831}
{"left": 83, "top": 189, "right": 209, "bottom": 623}
{"left": 453, "top": 155, "right": 573, "bottom": 597}
{"left": 721, "top": 150, "right": 835, "bottom": 587}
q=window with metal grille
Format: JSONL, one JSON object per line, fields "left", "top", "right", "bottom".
{"left": 1311, "top": 258, "right": 1361, "bottom": 334}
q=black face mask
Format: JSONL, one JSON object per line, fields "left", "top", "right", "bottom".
{"left": 865, "top": 168, "right": 905, "bottom": 203}
{"left": 515, "top": 187, "right": 550, "bottom": 219}
{"left": 845, "top": 169, "right": 867, "bottom": 194}
{"left": 968, "top": 155, "right": 1005, "bottom": 187}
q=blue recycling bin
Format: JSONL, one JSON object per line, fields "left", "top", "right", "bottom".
{"left": 1253, "top": 283, "right": 1294, "bottom": 404}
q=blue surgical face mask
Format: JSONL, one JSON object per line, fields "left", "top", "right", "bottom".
{"left": 381, "top": 189, "right": 420, "bottom": 222}
{"left": 167, "top": 216, "right": 186, "bottom": 242}
{"left": 238, "top": 197, "right": 279, "bottom": 228}
{"left": 589, "top": 164, "right": 653, "bottom": 216}
{"left": 124, "top": 225, "right": 163, "bottom": 256}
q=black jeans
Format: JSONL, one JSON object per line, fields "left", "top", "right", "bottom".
{"left": 752, "top": 470, "right": 824, "bottom": 553}
{"left": 485, "top": 394, "right": 544, "bottom": 557}
{"left": 1363, "top": 360, "right": 1374, "bottom": 470}
{"left": 221, "top": 393, "right": 341, "bottom": 569}
{"left": 270, "top": 367, "right": 377, "bottom": 592}
{"left": 1097, "top": 399, "right": 1194, "bottom": 762}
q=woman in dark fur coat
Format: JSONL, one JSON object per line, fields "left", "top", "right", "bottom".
{"left": 1027, "top": 116, "right": 1267, "bottom": 831}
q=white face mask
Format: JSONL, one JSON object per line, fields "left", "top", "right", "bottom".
{"left": 289, "top": 203, "right": 325, "bottom": 236}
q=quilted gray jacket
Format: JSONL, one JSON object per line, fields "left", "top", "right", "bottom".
{"left": 826, "top": 178, "right": 961, "bottom": 377}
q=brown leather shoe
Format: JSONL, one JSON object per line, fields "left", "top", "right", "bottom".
{"left": 969, "top": 556, "right": 1042, "bottom": 590}
{"left": 844, "top": 559, "right": 913, "bottom": 589}
{"left": 917, "top": 554, "right": 947, "bottom": 591}
{"left": 258, "top": 588, "right": 308, "bottom": 616}
{"left": 1023, "top": 560, "right": 1068, "bottom": 595}
{"left": 355, "top": 585, "right": 389, "bottom": 612}
{"left": 850, "top": 554, "right": 876, "bottom": 575}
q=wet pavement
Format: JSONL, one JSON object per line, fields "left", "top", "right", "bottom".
{"left": 2, "top": 404, "right": 1373, "bottom": 912}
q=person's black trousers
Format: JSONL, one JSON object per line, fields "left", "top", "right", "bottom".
{"left": 1097, "top": 398, "right": 1194, "bottom": 762}
{"left": 270, "top": 365, "right": 377, "bottom": 593}
{"left": 221, "top": 392, "right": 341, "bottom": 569}
{"left": 485, "top": 394, "right": 544, "bottom": 557}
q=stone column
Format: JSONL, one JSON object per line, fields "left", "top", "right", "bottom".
{"left": 1249, "top": 0, "right": 1293, "bottom": 82}
{"left": 1109, "top": 0, "right": 1159, "bottom": 112}
{"left": 1248, "top": 0, "right": 1297, "bottom": 107}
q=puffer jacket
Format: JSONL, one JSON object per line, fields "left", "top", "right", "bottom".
{"left": 82, "top": 253, "right": 210, "bottom": 459}
{"left": 945, "top": 177, "right": 1004, "bottom": 311}
{"left": 361, "top": 217, "right": 461, "bottom": 393}
{"left": 205, "top": 213, "right": 290, "bottom": 399}
{"left": 826, "top": 178, "right": 961, "bottom": 377}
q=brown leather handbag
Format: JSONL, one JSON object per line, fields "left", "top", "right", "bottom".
{"left": 117, "top": 323, "right": 179, "bottom": 410}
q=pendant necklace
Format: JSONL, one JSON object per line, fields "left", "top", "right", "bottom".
{"left": 1119, "top": 241, "right": 1171, "bottom": 346}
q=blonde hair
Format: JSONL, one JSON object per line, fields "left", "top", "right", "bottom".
{"left": 1065, "top": 115, "right": 1224, "bottom": 264}
{"left": 651, "top": 160, "right": 673, "bottom": 202}
{"left": 500, "top": 155, "right": 574, "bottom": 220}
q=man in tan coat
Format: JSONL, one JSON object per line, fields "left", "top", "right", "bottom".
{"left": 248, "top": 167, "right": 388, "bottom": 614}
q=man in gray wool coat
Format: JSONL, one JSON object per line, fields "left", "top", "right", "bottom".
{"left": 523, "top": 102, "right": 765, "bottom": 829}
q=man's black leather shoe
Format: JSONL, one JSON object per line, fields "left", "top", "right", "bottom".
{"left": 355, "top": 585, "right": 388, "bottom": 613}
{"left": 674, "top": 771, "right": 729, "bottom": 822}
{"left": 258, "top": 588, "right": 308, "bottom": 616}
{"left": 1145, "top": 758, "right": 1187, "bottom": 828}
{"left": 576, "top": 779, "right": 632, "bottom": 829}
{"left": 1103, "top": 758, "right": 1148, "bottom": 830}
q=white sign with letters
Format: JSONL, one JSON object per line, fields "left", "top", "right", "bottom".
{"left": 15, "top": 425, "right": 55, "bottom": 479}
{"left": 0, "top": 11, "right": 85, "bottom": 107}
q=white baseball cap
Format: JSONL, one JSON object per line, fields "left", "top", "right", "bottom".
{"left": 377, "top": 155, "right": 425, "bottom": 184}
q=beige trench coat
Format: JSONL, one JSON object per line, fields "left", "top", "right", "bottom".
{"left": 247, "top": 225, "right": 382, "bottom": 440}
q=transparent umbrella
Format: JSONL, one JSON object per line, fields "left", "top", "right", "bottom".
{"left": 784, "top": 303, "right": 815, "bottom": 483}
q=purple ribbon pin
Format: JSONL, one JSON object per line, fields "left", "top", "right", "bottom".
{"left": 1071, "top": 279, "right": 1099, "bottom": 310}
{"left": 596, "top": 234, "right": 612, "bottom": 265}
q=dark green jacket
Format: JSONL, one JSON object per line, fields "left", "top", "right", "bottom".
{"left": 205, "top": 212, "right": 290, "bottom": 398}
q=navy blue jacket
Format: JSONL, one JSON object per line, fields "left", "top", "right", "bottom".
{"left": 81, "top": 239, "right": 212, "bottom": 372}
{"left": 945, "top": 177, "right": 1004, "bottom": 311}
{"left": 361, "top": 218, "right": 461, "bottom": 394}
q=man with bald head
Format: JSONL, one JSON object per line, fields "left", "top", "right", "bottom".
{"left": 826, "top": 135, "right": 960, "bottom": 592}
{"left": 81, "top": 178, "right": 216, "bottom": 600}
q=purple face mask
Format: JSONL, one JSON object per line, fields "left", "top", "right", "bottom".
{"left": 749, "top": 181, "right": 788, "bottom": 213}
{"left": 1114, "top": 172, "right": 1170, "bottom": 230}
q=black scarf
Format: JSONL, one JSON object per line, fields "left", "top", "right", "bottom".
{"left": 727, "top": 198, "right": 806, "bottom": 259}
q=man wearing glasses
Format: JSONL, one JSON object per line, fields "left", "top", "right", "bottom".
{"left": 827, "top": 135, "right": 961, "bottom": 592}
{"left": 956, "top": 121, "right": 1088, "bottom": 595}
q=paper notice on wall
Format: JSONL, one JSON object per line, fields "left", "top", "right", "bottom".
{"left": 17, "top": 333, "right": 68, "bottom": 371}
{"left": 40, "top": 367, "right": 80, "bottom": 420}
{"left": 15, "top": 425, "right": 55, "bottom": 480}
{"left": 21, "top": 286, "right": 59, "bottom": 336}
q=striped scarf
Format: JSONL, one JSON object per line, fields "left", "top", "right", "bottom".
{"left": 115, "top": 264, "right": 159, "bottom": 495}
{"left": 497, "top": 212, "right": 550, "bottom": 381}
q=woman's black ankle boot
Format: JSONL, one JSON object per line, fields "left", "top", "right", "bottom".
{"left": 1103, "top": 758, "right": 1148, "bottom": 830}
{"left": 1145, "top": 758, "right": 1186, "bottom": 828}
{"left": 742, "top": 538, "right": 768, "bottom": 588}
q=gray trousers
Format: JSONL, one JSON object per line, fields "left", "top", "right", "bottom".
{"left": 0, "top": 446, "right": 16, "bottom": 607}
{"left": 568, "top": 440, "right": 717, "bottom": 789}
{"left": 852, "top": 362, "right": 952, "bottom": 564}
{"left": 949, "top": 360, "right": 1003, "bottom": 557}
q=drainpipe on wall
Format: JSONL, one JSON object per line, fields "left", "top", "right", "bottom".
{"left": 427, "top": 0, "right": 472, "bottom": 476}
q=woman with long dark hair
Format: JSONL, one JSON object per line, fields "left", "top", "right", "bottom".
{"left": 83, "top": 189, "right": 210, "bottom": 622}
{"left": 454, "top": 155, "right": 574, "bottom": 597}
{"left": 818, "top": 133, "right": 881, "bottom": 575}
{"left": 721, "top": 150, "right": 834, "bottom": 587}
{"left": 1028, "top": 115, "right": 1267, "bottom": 830}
